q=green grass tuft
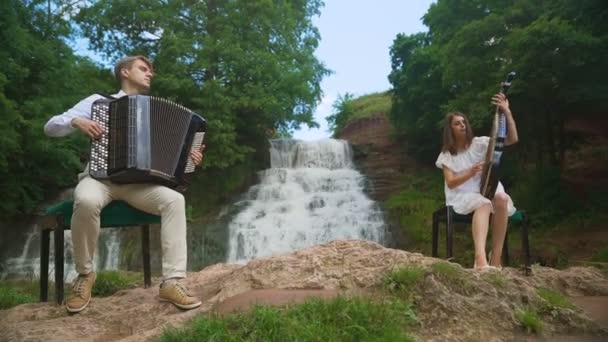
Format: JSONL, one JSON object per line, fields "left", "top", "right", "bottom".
{"left": 592, "top": 247, "right": 608, "bottom": 263}
{"left": 536, "top": 288, "right": 575, "bottom": 310}
{"left": 384, "top": 265, "right": 425, "bottom": 296}
{"left": 0, "top": 282, "right": 37, "bottom": 310}
{"left": 91, "top": 270, "right": 141, "bottom": 297}
{"left": 515, "top": 308, "right": 543, "bottom": 334}
{"left": 160, "top": 296, "right": 417, "bottom": 342}
{"left": 483, "top": 271, "right": 507, "bottom": 289}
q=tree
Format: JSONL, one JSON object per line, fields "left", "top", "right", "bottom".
{"left": 75, "top": 0, "right": 330, "bottom": 168}
{"left": 0, "top": 0, "right": 114, "bottom": 217}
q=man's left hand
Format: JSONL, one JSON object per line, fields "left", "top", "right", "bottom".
{"left": 190, "top": 144, "right": 206, "bottom": 166}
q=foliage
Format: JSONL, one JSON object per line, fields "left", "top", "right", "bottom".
{"left": 592, "top": 247, "right": 608, "bottom": 263}
{"left": 160, "top": 297, "right": 417, "bottom": 342}
{"left": 326, "top": 92, "right": 354, "bottom": 135}
{"left": 91, "top": 270, "right": 141, "bottom": 297}
{"left": 536, "top": 288, "right": 575, "bottom": 310}
{"left": 430, "top": 261, "right": 475, "bottom": 295}
{"left": 515, "top": 307, "right": 544, "bottom": 334}
{"left": 327, "top": 92, "right": 391, "bottom": 136}
{"left": 384, "top": 170, "right": 444, "bottom": 250}
{"left": 0, "top": 0, "right": 115, "bottom": 219}
{"left": 388, "top": 0, "right": 608, "bottom": 227}
{"left": 384, "top": 265, "right": 425, "bottom": 297}
{"left": 0, "top": 281, "right": 36, "bottom": 310}
{"left": 1, "top": 0, "right": 329, "bottom": 220}
{"left": 75, "top": 0, "right": 330, "bottom": 169}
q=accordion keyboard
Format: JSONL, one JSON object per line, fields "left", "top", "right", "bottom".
{"left": 90, "top": 100, "right": 110, "bottom": 176}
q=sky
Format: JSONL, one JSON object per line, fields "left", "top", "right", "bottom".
{"left": 73, "top": 1, "right": 435, "bottom": 141}
{"left": 293, "top": 0, "right": 435, "bottom": 140}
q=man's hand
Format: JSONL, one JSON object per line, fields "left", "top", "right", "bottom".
{"left": 190, "top": 144, "right": 206, "bottom": 166}
{"left": 72, "top": 117, "right": 105, "bottom": 139}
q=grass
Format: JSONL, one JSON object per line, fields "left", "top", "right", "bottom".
{"left": 0, "top": 270, "right": 142, "bottom": 310}
{"left": 91, "top": 270, "right": 142, "bottom": 297}
{"left": 515, "top": 307, "right": 543, "bottom": 334}
{"left": 160, "top": 296, "right": 417, "bottom": 342}
{"left": 483, "top": 271, "right": 507, "bottom": 289}
{"left": 592, "top": 246, "right": 608, "bottom": 263}
{"left": 0, "top": 281, "right": 37, "bottom": 310}
{"left": 384, "top": 265, "right": 425, "bottom": 297}
{"left": 384, "top": 170, "right": 444, "bottom": 252}
{"left": 430, "top": 261, "right": 475, "bottom": 295}
{"left": 344, "top": 92, "right": 392, "bottom": 125}
{"left": 536, "top": 288, "right": 575, "bottom": 310}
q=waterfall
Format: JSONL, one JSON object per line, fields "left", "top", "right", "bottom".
{"left": 1, "top": 228, "right": 122, "bottom": 282}
{"left": 227, "top": 138, "right": 386, "bottom": 263}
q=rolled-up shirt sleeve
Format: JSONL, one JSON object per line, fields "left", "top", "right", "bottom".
{"left": 44, "top": 94, "right": 102, "bottom": 137}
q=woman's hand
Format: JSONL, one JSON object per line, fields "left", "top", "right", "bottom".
{"left": 469, "top": 162, "right": 484, "bottom": 177}
{"left": 190, "top": 144, "right": 206, "bottom": 166}
{"left": 491, "top": 93, "right": 510, "bottom": 114}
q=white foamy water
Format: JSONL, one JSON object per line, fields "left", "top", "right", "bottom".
{"left": 227, "top": 139, "right": 386, "bottom": 263}
{"left": 1, "top": 228, "right": 122, "bottom": 282}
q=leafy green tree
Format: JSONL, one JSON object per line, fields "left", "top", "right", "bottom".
{"left": 0, "top": 0, "right": 114, "bottom": 217}
{"left": 74, "top": 0, "right": 330, "bottom": 168}
{"left": 326, "top": 93, "right": 354, "bottom": 135}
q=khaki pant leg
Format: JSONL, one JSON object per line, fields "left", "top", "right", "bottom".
{"left": 115, "top": 184, "right": 187, "bottom": 279}
{"left": 71, "top": 177, "right": 114, "bottom": 275}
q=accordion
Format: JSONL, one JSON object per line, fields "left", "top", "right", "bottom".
{"left": 89, "top": 95, "right": 206, "bottom": 190}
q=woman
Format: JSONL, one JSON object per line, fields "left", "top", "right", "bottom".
{"left": 435, "top": 93, "right": 519, "bottom": 270}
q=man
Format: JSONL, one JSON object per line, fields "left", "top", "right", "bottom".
{"left": 44, "top": 55, "right": 203, "bottom": 313}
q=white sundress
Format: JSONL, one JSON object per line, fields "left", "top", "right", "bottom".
{"left": 435, "top": 136, "right": 516, "bottom": 216}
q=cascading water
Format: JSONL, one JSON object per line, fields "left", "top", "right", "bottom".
{"left": 226, "top": 139, "right": 386, "bottom": 264}
{"left": 1, "top": 228, "right": 122, "bottom": 281}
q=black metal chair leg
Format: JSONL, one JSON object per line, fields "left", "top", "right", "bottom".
{"left": 522, "top": 213, "right": 531, "bottom": 275}
{"left": 40, "top": 229, "right": 50, "bottom": 302}
{"left": 432, "top": 213, "right": 439, "bottom": 257}
{"left": 446, "top": 207, "right": 454, "bottom": 258}
{"left": 142, "top": 225, "right": 151, "bottom": 288}
{"left": 54, "top": 214, "right": 65, "bottom": 304}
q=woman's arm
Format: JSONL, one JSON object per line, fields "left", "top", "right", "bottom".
{"left": 442, "top": 163, "right": 483, "bottom": 189}
{"left": 492, "top": 93, "right": 519, "bottom": 146}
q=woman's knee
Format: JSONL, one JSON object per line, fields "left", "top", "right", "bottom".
{"left": 474, "top": 203, "right": 492, "bottom": 216}
{"left": 493, "top": 192, "right": 509, "bottom": 208}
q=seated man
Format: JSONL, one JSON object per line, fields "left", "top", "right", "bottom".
{"left": 44, "top": 55, "right": 204, "bottom": 313}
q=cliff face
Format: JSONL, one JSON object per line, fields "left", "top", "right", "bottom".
{"left": 338, "top": 113, "right": 412, "bottom": 202}
{"left": 1, "top": 240, "right": 606, "bottom": 341}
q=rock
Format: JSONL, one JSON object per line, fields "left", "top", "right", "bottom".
{"left": 0, "top": 240, "right": 606, "bottom": 341}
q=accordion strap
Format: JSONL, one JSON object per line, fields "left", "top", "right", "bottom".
{"left": 96, "top": 93, "right": 116, "bottom": 100}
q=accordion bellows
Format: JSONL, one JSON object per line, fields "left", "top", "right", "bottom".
{"left": 89, "top": 95, "right": 206, "bottom": 189}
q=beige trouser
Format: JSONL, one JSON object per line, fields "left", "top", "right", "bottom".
{"left": 71, "top": 176, "right": 187, "bottom": 279}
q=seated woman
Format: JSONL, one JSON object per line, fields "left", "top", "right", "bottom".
{"left": 435, "top": 93, "right": 519, "bottom": 270}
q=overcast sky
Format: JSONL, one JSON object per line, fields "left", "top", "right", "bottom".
{"left": 293, "top": 0, "right": 435, "bottom": 140}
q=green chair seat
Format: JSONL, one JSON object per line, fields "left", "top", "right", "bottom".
{"left": 40, "top": 199, "right": 158, "bottom": 304}
{"left": 45, "top": 200, "right": 160, "bottom": 228}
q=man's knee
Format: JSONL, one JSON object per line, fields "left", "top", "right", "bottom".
{"left": 73, "top": 193, "right": 105, "bottom": 214}
{"left": 162, "top": 190, "right": 185, "bottom": 208}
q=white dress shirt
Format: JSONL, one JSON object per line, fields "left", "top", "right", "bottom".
{"left": 44, "top": 90, "right": 126, "bottom": 137}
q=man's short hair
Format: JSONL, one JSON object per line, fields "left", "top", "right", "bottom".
{"left": 114, "top": 55, "right": 153, "bottom": 83}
